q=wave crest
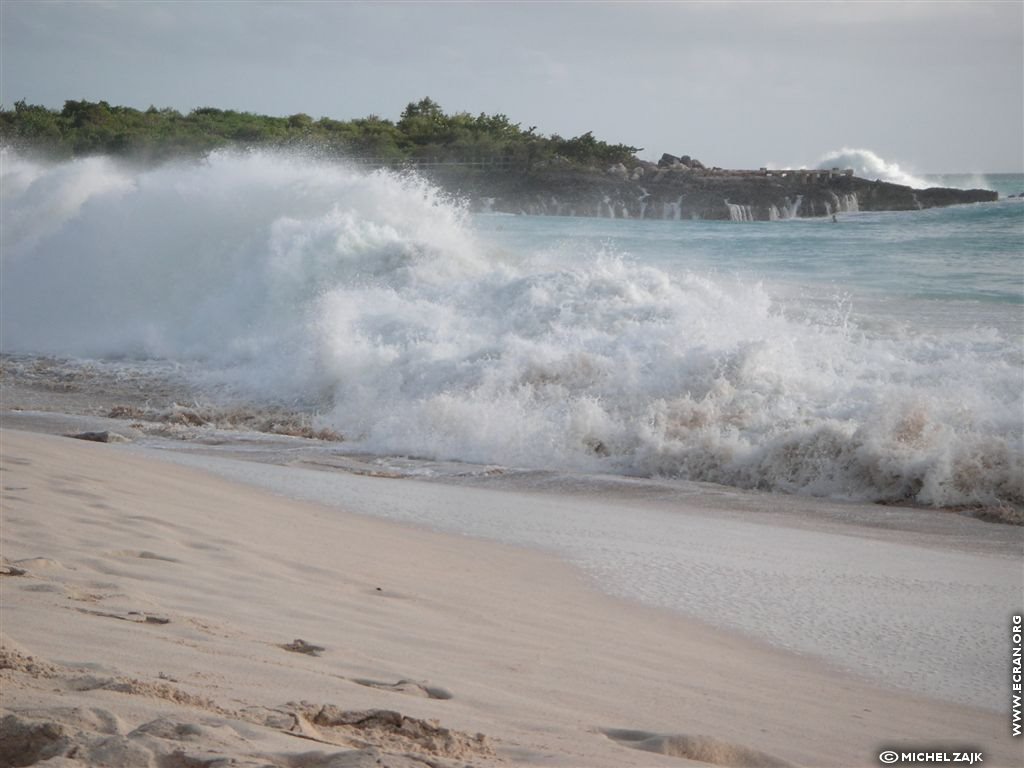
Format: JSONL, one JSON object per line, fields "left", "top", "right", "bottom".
{"left": 815, "top": 147, "right": 930, "bottom": 189}
{"left": 2, "top": 149, "right": 1020, "bottom": 509}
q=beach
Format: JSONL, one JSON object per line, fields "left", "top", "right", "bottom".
{"left": 2, "top": 1, "right": 1022, "bottom": 765}
{"left": 2, "top": 150, "right": 1022, "bottom": 767}
{"left": 2, "top": 427, "right": 1020, "bottom": 767}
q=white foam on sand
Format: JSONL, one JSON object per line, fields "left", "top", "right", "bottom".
{"left": 141, "top": 445, "right": 1021, "bottom": 713}
{"left": 2, "top": 430, "right": 1019, "bottom": 767}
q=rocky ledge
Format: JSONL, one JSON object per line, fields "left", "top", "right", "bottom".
{"left": 428, "top": 159, "right": 997, "bottom": 221}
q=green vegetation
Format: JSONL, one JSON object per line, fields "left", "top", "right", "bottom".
{"left": 0, "top": 97, "right": 640, "bottom": 171}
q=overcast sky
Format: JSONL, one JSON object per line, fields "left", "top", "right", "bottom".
{"left": 2, "top": 1, "right": 1021, "bottom": 173}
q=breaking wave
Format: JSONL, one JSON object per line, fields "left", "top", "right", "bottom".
{"left": 815, "top": 147, "right": 931, "bottom": 189}
{"left": 2, "top": 149, "right": 1021, "bottom": 509}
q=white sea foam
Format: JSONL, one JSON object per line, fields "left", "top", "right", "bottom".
{"left": 2, "top": 149, "right": 1020, "bottom": 508}
{"left": 815, "top": 147, "right": 931, "bottom": 189}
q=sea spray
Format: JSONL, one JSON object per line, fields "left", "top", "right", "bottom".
{"left": 2, "top": 149, "right": 1021, "bottom": 508}
{"left": 815, "top": 148, "right": 931, "bottom": 189}
{"left": 1, "top": 149, "right": 479, "bottom": 370}
{"left": 812, "top": 149, "right": 1021, "bottom": 196}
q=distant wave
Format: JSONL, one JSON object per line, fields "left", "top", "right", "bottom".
{"left": 814, "top": 148, "right": 931, "bottom": 189}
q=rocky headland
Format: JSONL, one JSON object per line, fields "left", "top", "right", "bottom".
{"left": 429, "top": 154, "right": 998, "bottom": 221}
{"left": 2, "top": 101, "right": 999, "bottom": 221}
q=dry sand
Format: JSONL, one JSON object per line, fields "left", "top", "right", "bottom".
{"left": 0, "top": 428, "right": 1019, "bottom": 767}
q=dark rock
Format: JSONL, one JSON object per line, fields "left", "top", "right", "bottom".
{"left": 658, "top": 153, "right": 680, "bottom": 168}
{"left": 916, "top": 186, "right": 998, "bottom": 208}
{"left": 280, "top": 639, "right": 325, "bottom": 656}
{"left": 424, "top": 165, "right": 997, "bottom": 221}
{"left": 67, "top": 430, "right": 131, "bottom": 444}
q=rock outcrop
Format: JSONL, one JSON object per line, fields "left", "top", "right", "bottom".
{"left": 428, "top": 166, "right": 997, "bottom": 221}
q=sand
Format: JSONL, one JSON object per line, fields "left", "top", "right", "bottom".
{"left": 1, "top": 428, "right": 1021, "bottom": 767}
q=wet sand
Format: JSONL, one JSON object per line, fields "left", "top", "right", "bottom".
{"left": 1, "top": 427, "right": 1021, "bottom": 767}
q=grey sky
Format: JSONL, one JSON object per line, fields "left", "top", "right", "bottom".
{"left": 2, "top": 0, "right": 1021, "bottom": 173}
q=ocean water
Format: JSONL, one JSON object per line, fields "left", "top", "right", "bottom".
{"left": 2, "top": 149, "right": 1022, "bottom": 510}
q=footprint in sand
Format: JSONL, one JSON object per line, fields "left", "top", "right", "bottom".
{"left": 13, "top": 557, "right": 66, "bottom": 571}
{"left": 292, "top": 704, "right": 491, "bottom": 759}
{"left": 602, "top": 728, "right": 799, "bottom": 768}
{"left": 0, "top": 710, "right": 259, "bottom": 768}
{"left": 76, "top": 607, "right": 171, "bottom": 624}
{"left": 352, "top": 678, "right": 453, "bottom": 700}
{"left": 21, "top": 583, "right": 64, "bottom": 593}
{"left": 104, "top": 549, "right": 181, "bottom": 563}
{"left": 13, "top": 706, "right": 126, "bottom": 736}
{"left": 1, "top": 557, "right": 69, "bottom": 578}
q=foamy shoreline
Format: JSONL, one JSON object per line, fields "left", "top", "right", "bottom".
{"left": 5, "top": 405, "right": 1022, "bottom": 710}
{"left": 1, "top": 427, "right": 1021, "bottom": 767}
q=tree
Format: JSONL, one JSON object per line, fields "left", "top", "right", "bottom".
{"left": 0, "top": 98, "right": 643, "bottom": 171}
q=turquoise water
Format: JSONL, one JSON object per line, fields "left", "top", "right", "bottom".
{"left": 475, "top": 194, "right": 1024, "bottom": 306}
